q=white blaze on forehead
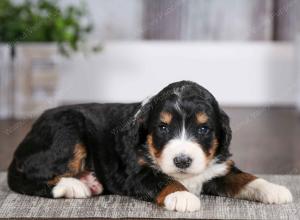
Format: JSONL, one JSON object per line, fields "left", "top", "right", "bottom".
{"left": 174, "top": 101, "right": 182, "bottom": 113}
{"left": 180, "top": 119, "right": 187, "bottom": 141}
{"left": 173, "top": 86, "right": 186, "bottom": 97}
{"left": 173, "top": 86, "right": 186, "bottom": 114}
{"left": 173, "top": 97, "right": 187, "bottom": 141}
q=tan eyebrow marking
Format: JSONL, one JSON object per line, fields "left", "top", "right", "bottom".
{"left": 196, "top": 112, "right": 208, "bottom": 124}
{"left": 160, "top": 111, "right": 172, "bottom": 124}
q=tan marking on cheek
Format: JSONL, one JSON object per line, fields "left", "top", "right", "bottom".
{"left": 196, "top": 112, "right": 208, "bottom": 124}
{"left": 160, "top": 111, "right": 172, "bottom": 124}
{"left": 47, "top": 144, "right": 87, "bottom": 186}
{"left": 206, "top": 138, "right": 218, "bottom": 162}
{"left": 156, "top": 181, "right": 187, "bottom": 206}
{"left": 147, "top": 134, "right": 162, "bottom": 159}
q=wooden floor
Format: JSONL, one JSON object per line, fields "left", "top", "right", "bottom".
{"left": 0, "top": 107, "right": 300, "bottom": 174}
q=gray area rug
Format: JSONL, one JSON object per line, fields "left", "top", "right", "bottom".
{"left": 0, "top": 173, "right": 299, "bottom": 219}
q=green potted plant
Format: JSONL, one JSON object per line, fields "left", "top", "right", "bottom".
{"left": 0, "top": 0, "right": 96, "bottom": 55}
{"left": 0, "top": 0, "right": 98, "bottom": 118}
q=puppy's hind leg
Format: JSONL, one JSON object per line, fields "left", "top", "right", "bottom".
{"left": 52, "top": 172, "right": 103, "bottom": 198}
{"left": 52, "top": 177, "right": 91, "bottom": 199}
{"left": 79, "top": 172, "right": 103, "bottom": 196}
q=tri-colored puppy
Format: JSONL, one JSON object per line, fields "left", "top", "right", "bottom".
{"left": 8, "top": 81, "right": 292, "bottom": 212}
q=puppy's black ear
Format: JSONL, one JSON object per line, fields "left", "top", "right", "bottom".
{"left": 217, "top": 108, "right": 232, "bottom": 160}
{"left": 117, "top": 100, "right": 152, "bottom": 150}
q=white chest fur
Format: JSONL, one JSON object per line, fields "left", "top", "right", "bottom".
{"left": 176, "top": 161, "right": 229, "bottom": 195}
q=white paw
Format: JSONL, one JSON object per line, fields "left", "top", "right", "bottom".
{"left": 237, "top": 178, "right": 293, "bottom": 204}
{"left": 52, "top": 177, "right": 91, "bottom": 199}
{"left": 164, "top": 191, "right": 201, "bottom": 212}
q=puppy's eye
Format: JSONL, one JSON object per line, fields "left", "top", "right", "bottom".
{"left": 158, "top": 123, "right": 169, "bottom": 133}
{"left": 198, "top": 126, "right": 210, "bottom": 135}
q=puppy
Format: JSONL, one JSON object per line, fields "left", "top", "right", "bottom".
{"left": 8, "top": 81, "right": 292, "bottom": 212}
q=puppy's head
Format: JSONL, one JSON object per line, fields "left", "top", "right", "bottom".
{"left": 129, "top": 81, "right": 231, "bottom": 179}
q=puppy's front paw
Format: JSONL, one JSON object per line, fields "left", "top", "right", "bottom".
{"left": 237, "top": 178, "right": 293, "bottom": 204}
{"left": 164, "top": 191, "right": 200, "bottom": 212}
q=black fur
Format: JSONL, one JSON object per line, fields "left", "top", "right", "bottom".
{"left": 8, "top": 81, "right": 239, "bottom": 204}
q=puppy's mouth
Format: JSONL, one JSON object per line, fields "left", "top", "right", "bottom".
{"left": 167, "top": 169, "right": 202, "bottom": 179}
{"left": 178, "top": 170, "right": 188, "bottom": 174}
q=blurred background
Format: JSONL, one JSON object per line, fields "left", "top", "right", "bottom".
{"left": 0, "top": 0, "right": 300, "bottom": 174}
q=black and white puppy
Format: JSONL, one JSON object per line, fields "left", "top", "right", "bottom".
{"left": 8, "top": 81, "right": 292, "bottom": 212}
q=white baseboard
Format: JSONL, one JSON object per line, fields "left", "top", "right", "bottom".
{"left": 57, "top": 41, "right": 297, "bottom": 106}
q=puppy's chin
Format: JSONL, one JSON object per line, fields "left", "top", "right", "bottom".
{"left": 164, "top": 167, "right": 207, "bottom": 180}
{"left": 168, "top": 172, "right": 198, "bottom": 179}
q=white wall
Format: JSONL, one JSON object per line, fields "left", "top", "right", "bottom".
{"left": 59, "top": 0, "right": 143, "bottom": 40}
{"left": 57, "top": 42, "right": 296, "bottom": 106}
{"left": 296, "top": 36, "right": 300, "bottom": 110}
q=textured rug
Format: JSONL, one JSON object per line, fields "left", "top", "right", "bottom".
{"left": 0, "top": 173, "right": 299, "bottom": 219}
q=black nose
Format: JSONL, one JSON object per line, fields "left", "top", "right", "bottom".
{"left": 173, "top": 154, "right": 192, "bottom": 169}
